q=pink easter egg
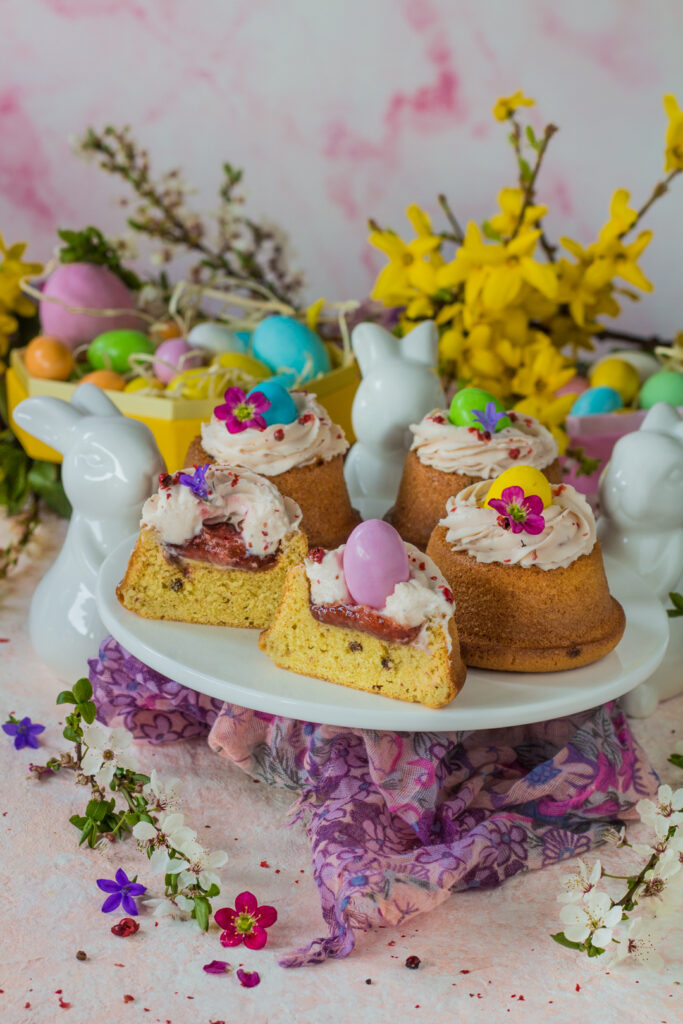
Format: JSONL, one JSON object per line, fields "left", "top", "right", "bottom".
{"left": 342, "top": 520, "right": 410, "bottom": 609}
{"left": 153, "top": 338, "right": 203, "bottom": 383}
{"left": 40, "top": 263, "right": 142, "bottom": 350}
{"left": 556, "top": 375, "right": 589, "bottom": 398}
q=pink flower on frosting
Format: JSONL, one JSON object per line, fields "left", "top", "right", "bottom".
{"left": 214, "top": 891, "right": 277, "bottom": 949}
{"left": 214, "top": 387, "right": 271, "bottom": 434}
{"left": 488, "top": 485, "right": 545, "bottom": 535}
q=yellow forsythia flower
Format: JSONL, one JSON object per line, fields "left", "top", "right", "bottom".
{"left": 514, "top": 394, "right": 576, "bottom": 454}
{"left": 492, "top": 90, "right": 535, "bottom": 122}
{"left": 0, "top": 234, "right": 42, "bottom": 317}
{"left": 511, "top": 340, "right": 575, "bottom": 401}
{"left": 598, "top": 189, "right": 638, "bottom": 243}
{"left": 663, "top": 94, "right": 683, "bottom": 172}
{"left": 368, "top": 204, "right": 442, "bottom": 307}
{"left": 487, "top": 188, "right": 547, "bottom": 238}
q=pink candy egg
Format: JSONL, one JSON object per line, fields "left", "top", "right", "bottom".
{"left": 556, "top": 375, "right": 589, "bottom": 398}
{"left": 342, "top": 520, "right": 410, "bottom": 609}
{"left": 153, "top": 338, "right": 203, "bottom": 383}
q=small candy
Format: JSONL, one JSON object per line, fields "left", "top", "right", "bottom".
{"left": 570, "top": 386, "right": 623, "bottom": 416}
{"left": 589, "top": 358, "right": 640, "bottom": 404}
{"left": 485, "top": 465, "right": 552, "bottom": 510}
{"left": 448, "top": 387, "right": 511, "bottom": 431}
{"left": 555, "top": 375, "right": 589, "bottom": 398}
{"left": 167, "top": 367, "right": 227, "bottom": 400}
{"left": 80, "top": 369, "right": 126, "bottom": 391}
{"left": 123, "top": 376, "right": 164, "bottom": 394}
{"left": 342, "top": 520, "right": 410, "bottom": 609}
{"left": 153, "top": 338, "right": 204, "bottom": 384}
{"left": 87, "top": 329, "right": 155, "bottom": 374}
{"left": 597, "top": 349, "right": 661, "bottom": 384}
{"left": 211, "top": 352, "right": 273, "bottom": 380}
{"left": 24, "top": 335, "right": 74, "bottom": 380}
{"left": 638, "top": 369, "right": 683, "bottom": 410}
{"left": 188, "top": 322, "right": 248, "bottom": 355}
{"left": 250, "top": 315, "right": 330, "bottom": 386}
{"left": 247, "top": 380, "right": 297, "bottom": 426}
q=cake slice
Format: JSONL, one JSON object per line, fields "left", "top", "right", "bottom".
{"left": 117, "top": 463, "right": 307, "bottom": 628}
{"left": 259, "top": 521, "right": 466, "bottom": 707}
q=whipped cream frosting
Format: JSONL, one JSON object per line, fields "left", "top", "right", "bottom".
{"left": 141, "top": 465, "right": 302, "bottom": 557}
{"left": 410, "top": 409, "right": 558, "bottom": 478}
{"left": 440, "top": 480, "right": 596, "bottom": 570}
{"left": 304, "top": 543, "right": 454, "bottom": 649}
{"left": 200, "top": 391, "right": 348, "bottom": 476}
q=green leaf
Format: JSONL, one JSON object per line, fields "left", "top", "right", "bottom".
{"left": 26, "top": 461, "right": 71, "bottom": 518}
{"left": 56, "top": 225, "right": 142, "bottom": 290}
{"left": 62, "top": 726, "right": 81, "bottom": 742}
{"left": 519, "top": 157, "right": 532, "bottom": 184}
{"left": 525, "top": 124, "right": 540, "bottom": 151}
{"left": 586, "top": 943, "right": 606, "bottom": 957}
{"left": 78, "top": 701, "right": 97, "bottom": 724}
{"left": 481, "top": 220, "right": 503, "bottom": 242}
{"left": 72, "top": 678, "right": 93, "bottom": 703}
{"left": 69, "top": 814, "right": 87, "bottom": 829}
{"left": 193, "top": 896, "right": 210, "bottom": 931}
{"left": 669, "top": 753, "right": 683, "bottom": 770}
{"left": 667, "top": 592, "right": 683, "bottom": 618}
{"left": 203, "top": 883, "right": 220, "bottom": 899}
{"left": 56, "top": 690, "right": 75, "bottom": 705}
{"left": 85, "top": 799, "right": 111, "bottom": 822}
{"left": 550, "top": 931, "right": 585, "bottom": 951}
{"left": 78, "top": 820, "right": 94, "bottom": 846}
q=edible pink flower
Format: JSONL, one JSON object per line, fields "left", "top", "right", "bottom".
{"left": 203, "top": 959, "right": 232, "bottom": 975}
{"left": 236, "top": 969, "right": 260, "bottom": 988}
{"left": 488, "top": 485, "right": 545, "bottom": 535}
{"left": 214, "top": 387, "right": 270, "bottom": 434}
{"left": 214, "top": 891, "right": 277, "bottom": 950}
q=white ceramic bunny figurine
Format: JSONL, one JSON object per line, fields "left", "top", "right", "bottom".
{"left": 13, "top": 384, "right": 165, "bottom": 681}
{"left": 344, "top": 320, "right": 445, "bottom": 506}
{"left": 598, "top": 401, "right": 683, "bottom": 716}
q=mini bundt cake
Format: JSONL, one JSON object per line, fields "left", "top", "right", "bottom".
{"left": 259, "top": 520, "right": 466, "bottom": 707}
{"left": 425, "top": 466, "right": 625, "bottom": 672}
{"left": 117, "top": 463, "right": 307, "bottom": 628}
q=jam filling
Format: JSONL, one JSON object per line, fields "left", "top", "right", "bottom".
{"left": 167, "top": 521, "right": 278, "bottom": 571}
{"left": 310, "top": 601, "right": 420, "bottom": 644}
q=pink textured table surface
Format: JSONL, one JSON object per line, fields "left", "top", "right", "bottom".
{"left": 1, "top": 519, "right": 682, "bottom": 1024}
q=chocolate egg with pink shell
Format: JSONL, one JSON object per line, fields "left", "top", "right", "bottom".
{"left": 342, "top": 520, "right": 410, "bottom": 609}
{"left": 40, "top": 263, "right": 142, "bottom": 350}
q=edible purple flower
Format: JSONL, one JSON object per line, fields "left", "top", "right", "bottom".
{"left": 177, "top": 463, "right": 210, "bottom": 499}
{"left": 214, "top": 387, "right": 271, "bottom": 434}
{"left": 488, "top": 485, "right": 546, "bottom": 535}
{"left": 236, "top": 968, "right": 261, "bottom": 988}
{"left": 96, "top": 868, "right": 147, "bottom": 915}
{"left": 2, "top": 716, "right": 45, "bottom": 750}
{"left": 203, "top": 960, "right": 232, "bottom": 975}
{"left": 472, "top": 402, "right": 507, "bottom": 434}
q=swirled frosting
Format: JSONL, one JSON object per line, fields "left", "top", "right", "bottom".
{"left": 141, "top": 465, "right": 302, "bottom": 556}
{"left": 304, "top": 543, "right": 454, "bottom": 649}
{"left": 200, "top": 391, "right": 348, "bottom": 475}
{"left": 439, "top": 481, "right": 596, "bottom": 570}
{"left": 410, "top": 409, "right": 557, "bottom": 478}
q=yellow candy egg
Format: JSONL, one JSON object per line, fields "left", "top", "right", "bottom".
{"left": 589, "top": 358, "right": 640, "bottom": 404}
{"left": 124, "top": 376, "right": 164, "bottom": 394}
{"left": 210, "top": 352, "right": 273, "bottom": 379}
{"left": 167, "top": 367, "right": 215, "bottom": 400}
{"left": 80, "top": 369, "right": 126, "bottom": 391}
{"left": 485, "top": 465, "right": 553, "bottom": 510}
{"left": 25, "top": 335, "right": 75, "bottom": 380}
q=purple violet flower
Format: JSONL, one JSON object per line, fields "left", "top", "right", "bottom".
{"left": 236, "top": 968, "right": 261, "bottom": 988}
{"left": 488, "top": 485, "right": 546, "bottom": 535}
{"left": 2, "top": 716, "right": 45, "bottom": 750}
{"left": 203, "top": 960, "right": 232, "bottom": 975}
{"left": 214, "top": 387, "right": 271, "bottom": 434}
{"left": 472, "top": 402, "right": 507, "bottom": 434}
{"left": 177, "top": 463, "right": 211, "bottom": 500}
{"left": 96, "top": 868, "right": 147, "bottom": 915}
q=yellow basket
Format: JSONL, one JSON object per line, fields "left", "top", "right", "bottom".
{"left": 7, "top": 348, "right": 360, "bottom": 471}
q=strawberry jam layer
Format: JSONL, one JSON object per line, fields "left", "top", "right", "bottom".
{"left": 310, "top": 602, "right": 420, "bottom": 644}
{"left": 167, "top": 522, "right": 278, "bottom": 571}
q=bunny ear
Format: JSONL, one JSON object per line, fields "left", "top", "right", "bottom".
{"left": 398, "top": 320, "right": 438, "bottom": 367}
{"left": 351, "top": 322, "right": 396, "bottom": 376}
{"left": 71, "top": 382, "right": 122, "bottom": 418}
{"left": 13, "top": 396, "right": 83, "bottom": 455}
{"left": 641, "top": 402, "right": 683, "bottom": 435}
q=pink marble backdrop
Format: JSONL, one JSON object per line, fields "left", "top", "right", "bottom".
{"left": 1, "top": 0, "right": 683, "bottom": 339}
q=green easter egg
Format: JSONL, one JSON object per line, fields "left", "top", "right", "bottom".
{"left": 638, "top": 370, "right": 683, "bottom": 410}
{"left": 87, "top": 329, "right": 154, "bottom": 374}
{"left": 448, "top": 387, "right": 512, "bottom": 431}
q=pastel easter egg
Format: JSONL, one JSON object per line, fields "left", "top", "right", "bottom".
{"left": 486, "top": 465, "right": 552, "bottom": 510}
{"left": 555, "top": 375, "right": 589, "bottom": 398}
{"left": 342, "top": 520, "right": 410, "bottom": 609}
{"left": 80, "top": 369, "right": 126, "bottom": 391}
{"left": 247, "top": 380, "right": 297, "bottom": 426}
{"left": 638, "top": 370, "right": 683, "bottom": 409}
{"left": 153, "top": 338, "right": 204, "bottom": 384}
{"left": 448, "top": 387, "right": 511, "bottom": 431}
{"left": 211, "top": 352, "right": 273, "bottom": 380}
{"left": 155, "top": 321, "right": 183, "bottom": 341}
{"left": 589, "top": 358, "right": 640, "bottom": 404}
{"left": 166, "top": 367, "right": 228, "bottom": 400}
{"left": 570, "top": 386, "right": 623, "bottom": 416}
{"left": 250, "top": 315, "right": 331, "bottom": 385}
{"left": 124, "top": 376, "right": 164, "bottom": 394}
{"left": 40, "top": 263, "right": 142, "bottom": 349}
{"left": 187, "top": 321, "right": 248, "bottom": 355}
{"left": 87, "top": 329, "right": 154, "bottom": 374}
{"left": 595, "top": 349, "right": 661, "bottom": 384}
{"left": 24, "top": 335, "right": 74, "bottom": 380}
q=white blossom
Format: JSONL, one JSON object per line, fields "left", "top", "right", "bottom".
{"left": 614, "top": 917, "right": 664, "bottom": 970}
{"left": 631, "top": 815, "right": 673, "bottom": 859}
{"left": 145, "top": 894, "right": 194, "bottom": 919}
{"left": 559, "top": 890, "right": 622, "bottom": 948}
{"left": 557, "top": 858, "right": 602, "bottom": 903}
{"left": 602, "top": 825, "right": 628, "bottom": 848}
{"left": 636, "top": 785, "right": 683, "bottom": 828}
{"left": 142, "top": 770, "right": 182, "bottom": 812}
{"left": 132, "top": 811, "right": 196, "bottom": 851}
{"left": 176, "top": 839, "right": 228, "bottom": 891}
{"left": 640, "top": 847, "right": 682, "bottom": 901}
{"left": 80, "top": 724, "right": 137, "bottom": 786}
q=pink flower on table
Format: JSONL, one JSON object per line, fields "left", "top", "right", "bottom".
{"left": 214, "top": 891, "right": 277, "bottom": 949}
{"left": 488, "top": 485, "right": 545, "bottom": 535}
{"left": 236, "top": 969, "right": 260, "bottom": 988}
{"left": 214, "top": 387, "right": 271, "bottom": 434}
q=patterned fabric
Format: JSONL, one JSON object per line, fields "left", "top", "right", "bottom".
{"left": 90, "top": 637, "right": 659, "bottom": 967}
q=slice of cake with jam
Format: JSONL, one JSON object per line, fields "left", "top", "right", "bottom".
{"left": 117, "top": 463, "right": 307, "bottom": 628}
{"left": 259, "top": 521, "right": 466, "bottom": 707}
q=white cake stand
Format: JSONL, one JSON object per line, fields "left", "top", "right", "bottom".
{"left": 97, "top": 534, "right": 669, "bottom": 732}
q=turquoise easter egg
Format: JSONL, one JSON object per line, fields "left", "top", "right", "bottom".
{"left": 638, "top": 370, "right": 683, "bottom": 410}
{"left": 187, "top": 322, "right": 247, "bottom": 355}
{"left": 87, "top": 329, "right": 154, "bottom": 374}
{"left": 250, "top": 315, "right": 330, "bottom": 385}
{"left": 247, "top": 380, "right": 297, "bottom": 427}
{"left": 570, "top": 386, "right": 623, "bottom": 416}
{"left": 235, "top": 330, "right": 251, "bottom": 347}
{"left": 448, "top": 387, "right": 511, "bottom": 431}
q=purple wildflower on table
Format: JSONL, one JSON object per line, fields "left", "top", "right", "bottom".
{"left": 236, "top": 968, "right": 260, "bottom": 988}
{"left": 177, "top": 463, "right": 211, "bottom": 500}
{"left": 488, "top": 485, "right": 546, "bottom": 535}
{"left": 2, "top": 716, "right": 45, "bottom": 750}
{"left": 203, "top": 960, "right": 232, "bottom": 975}
{"left": 96, "top": 868, "right": 147, "bottom": 915}
{"left": 214, "top": 386, "right": 271, "bottom": 434}
{"left": 472, "top": 402, "right": 507, "bottom": 434}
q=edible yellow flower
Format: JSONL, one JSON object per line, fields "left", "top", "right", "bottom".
{"left": 598, "top": 189, "right": 638, "bottom": 243}
{"left": 0, "top": 235, "right": 42, "bottom": 317}
{"left": 369, "top": 204, "right": 442, "bottom": 307}
{"left": 511, "top": 340, "right": 575, "bottom": 401}
{"left": 492, "top": 90, "right": 535, "bottom": 122}
{"left": 487, "top": 188, "right": 547, "bottom": 238}
{"left": 663, "top": 94, "right": 683, "bottom": 172}
{"left": 480, "top": 231, "right": 558, "bottom": 311}
{"left": 513, "top": 394, "right": 575, "bottom": 454}
{"left": 586, "top": 231, "right": 653, "bottom": 293}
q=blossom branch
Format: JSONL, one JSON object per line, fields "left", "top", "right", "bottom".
{"left": 623, "top": 169, "right": 682, "bottom": 237}
{"left": 437, "top": 194, "right": 465, "bottom": 245}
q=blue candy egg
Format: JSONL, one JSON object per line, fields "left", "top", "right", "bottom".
{"left": 247, "top": 379, "right": 298, "bottom": 427}
{"left": 250, "top": 315, "right": 330, "bottom": 384}
{"left": 570, "top": 386, "right": 623, "bottom": 416}
{"left": 235, "top": 330, "right": 251, "bottom": 347}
